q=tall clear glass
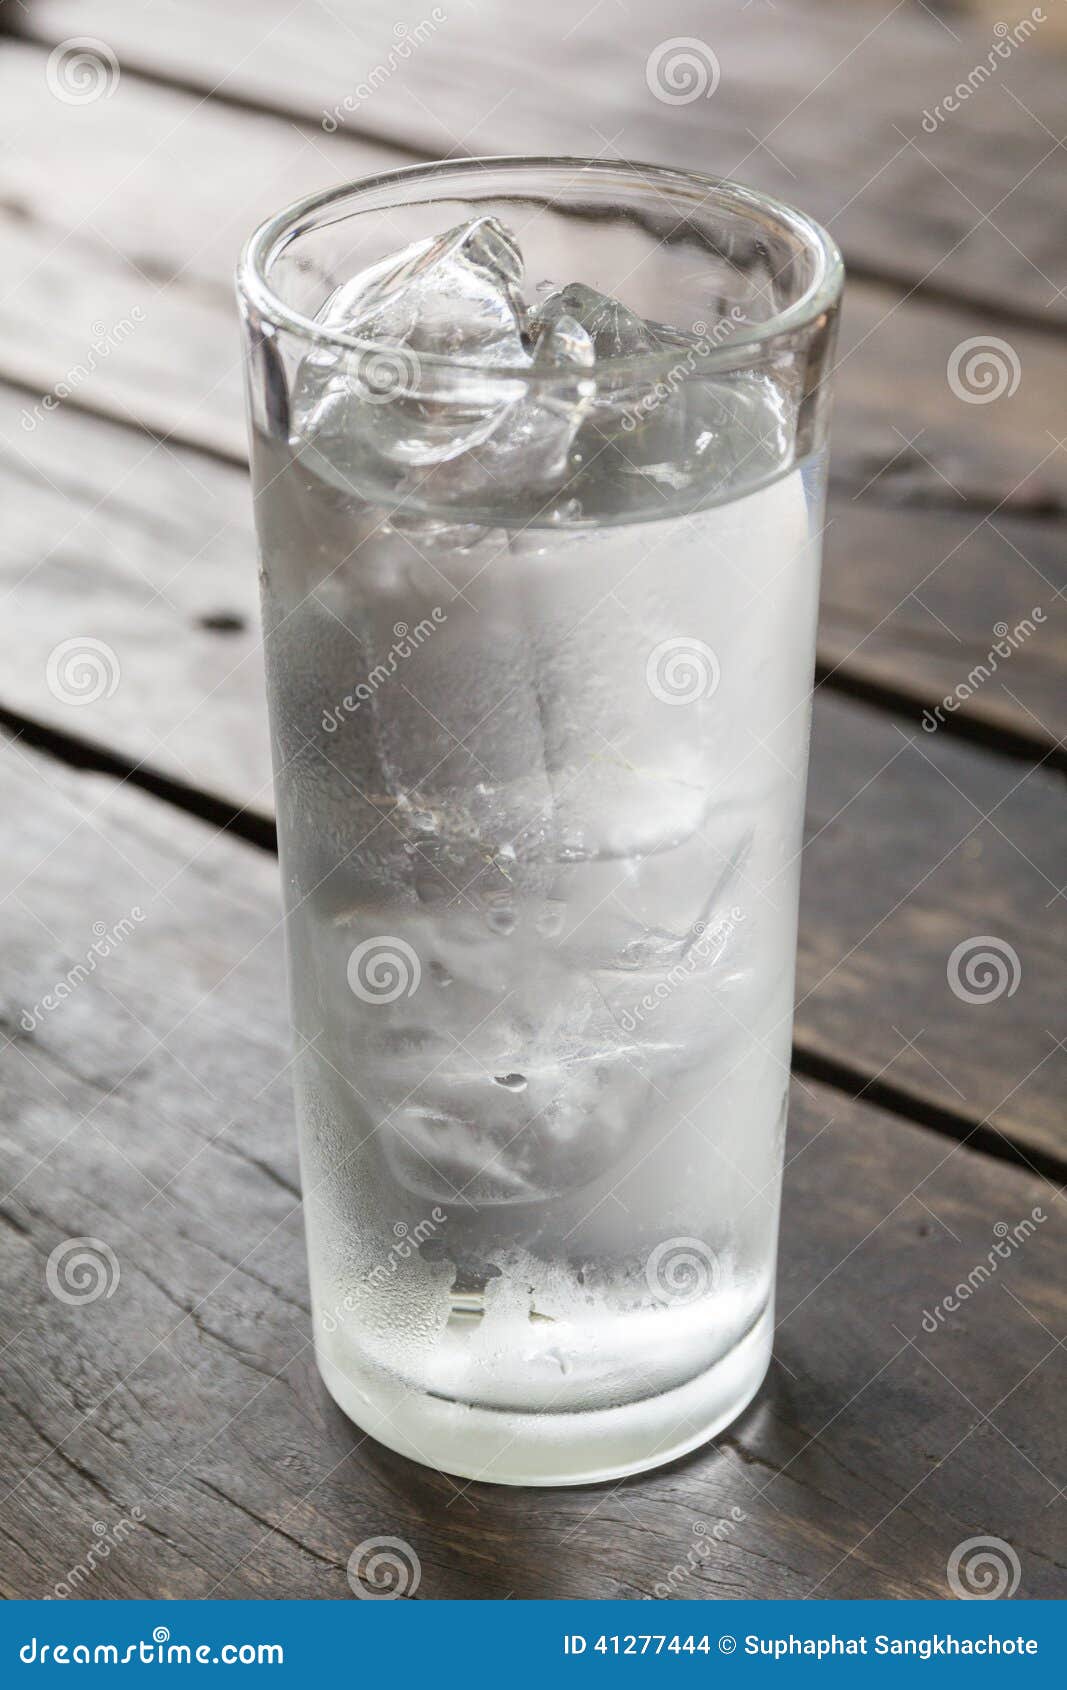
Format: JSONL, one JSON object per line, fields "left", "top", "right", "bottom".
{"left": 237, "top": 158, "right": 842, "bottom": 1485}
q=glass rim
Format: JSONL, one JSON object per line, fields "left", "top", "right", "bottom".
{"left": 236, "top": 155, "right": 844, "bottom": 383}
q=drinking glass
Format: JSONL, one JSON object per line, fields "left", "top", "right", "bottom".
{"left": 237, "top": 158, "right": 842, "bottom": 1485}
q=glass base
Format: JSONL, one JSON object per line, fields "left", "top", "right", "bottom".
{"left": 317, "top": 1301, "right": 773, "bottom": 1487}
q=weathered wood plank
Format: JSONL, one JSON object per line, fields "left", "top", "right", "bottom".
{"left": 798, "top": 690, "right": 1066, "bottom": 1164}
{"left": 0, "top": 390, "right": 272, "bottom": 807}
{"left": 819, "top": 499, "right": 1067, "bottom": 754}
{"left": 3, "top": 380, "right": 1064, "bottom": 806}
{"left": 0, "top": 43, "right": 401, "bottom": 459}
{"left": 0, "top": 41, "right": 1064, "bottom": 508}
{"left": 1, "top": 737, "right": 1063, "bottom": 1598}
{"left": 11, "top": 0, "right": 1067, "bottom": 321}
{"left": 2, "top": 382, "right": 1065, "bottom": 1161}
{"left": 1, "top": 40, "right": 1065, "bottom": 759}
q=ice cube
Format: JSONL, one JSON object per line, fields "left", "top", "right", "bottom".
{"left": 290, "top": 217, "right": 531, "bottom": 496}
{"left": 281, "top": 230, "right": 808, "bottom": 881}
{"left": 528, "top": 283, "right": 680, "bottom": 360}
{"left": 319, "top": 215, "right": 528, "bottom": 365}
{"left": 508, "top": 454, "right": 815, "bottom": 862}
{"left": 528, "top": 311, "right": 595, "bottom": 368}
{"left": 530, "top": 283, "right": 794, "bottom": 504}
{"left": 291, "top": 217, "right": 602, "bottom": 513}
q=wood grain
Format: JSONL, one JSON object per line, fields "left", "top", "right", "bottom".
{"left": 0, "top": 40, "right": 1064, "bottom": 767}
{"left": 1, "top": 736, "right": 1063, "bottom": 1599}
{"left": 1, "top": 41, "right": 1065, "bottom": 509}
{"left": 818, "top": 498, "right": 1067, "bottom": 755}
{"left": 4, "top": 385, "right": 1064, "bottom": 802}
{"left": 2, "top": 379, "right": 1065, "bottom": 1161}
{"left": 797, "top": 690, "right": 1066, "bottom": 1165}
{"left": 0, "top": 42, "right": 402, "bottom": 459}
{"left": 11, "top": 0, "right": 1067, "bottom": 322}
{"left": 1, "top": 0, "right": 1065, "bottom": 1610}
{"left": 0, "top": 388, "right": 272, "bottom": 807}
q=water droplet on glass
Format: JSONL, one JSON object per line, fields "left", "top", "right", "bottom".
{"left": 536, "top": 901, "right": 565, "bottom": 938}
{"left": 487, "top": 902, "right": 516, "bottom": 935}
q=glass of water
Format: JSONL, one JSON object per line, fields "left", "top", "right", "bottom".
{"left": 237, "top": 159, "right": 842, "bottom": 1486}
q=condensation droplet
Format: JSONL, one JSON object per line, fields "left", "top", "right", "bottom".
{"left": 536, "top": 901, "right": 565, "bottom": 938}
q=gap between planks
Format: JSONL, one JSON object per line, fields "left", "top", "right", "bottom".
{"left": 4, "top": 24, "right": 1067, "bottom": 348}
{"left": 0, "top": 359, "right": 1060, "bottom": 780}
{"left": 3, "top": 706, "right": 1064, "bottom": 1189}
{"left": 8, "top": 16, "right": 1067, "bottom": 349}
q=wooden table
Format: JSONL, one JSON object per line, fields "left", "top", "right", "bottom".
{"left": 1, "top": 0, "right": 1064, "bottom": 1600}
